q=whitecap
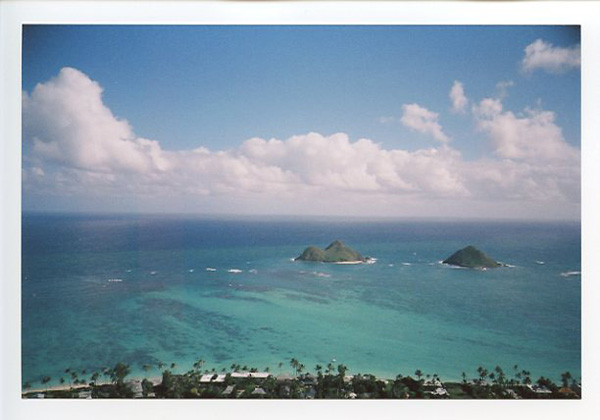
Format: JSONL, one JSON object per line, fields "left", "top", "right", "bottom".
{"left": 206, "top": 268, "right": 217, "bottom": 272}
{"left": 150, "top": 271, "right": 157, "bottom": 275}
{"left": 108, "top": 278, "right": 123, "bottom": 282}
{"left": 249, "top": 269, "right": 258, "bottom": 274}
{"left": 311, "top": 271, "right": 331, "bottom": 278}
{"left": 228, "top": 269, "right": 243, "bottom": 274}
{"left": 388, "top": 264, "right": 394, "bottom": 267}
{"left": 401, "top": 262, "right": 411, "bottom": 266}
{"left": 560, "top": 271, "right": 581, "bottom": 277}
{"left": 188, "top": 269, "right": 195, "bottom": 273}
{"left": 535, "top": 261, "right": 545, "bottom": 265}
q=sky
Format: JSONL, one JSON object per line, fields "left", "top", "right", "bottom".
{"left": 21, "top": 25, "right": 581, "bottom": 219}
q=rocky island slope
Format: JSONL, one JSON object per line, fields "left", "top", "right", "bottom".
{"left": 442, "top": 245, "right": 501, "bottom": 269}
{"left": 295, "top": 240, "right": 367, "bottom": 263}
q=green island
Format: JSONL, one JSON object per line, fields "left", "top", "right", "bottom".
{"left": 22, "top": 359, "right": 580, "bottom": 399}
{"left": 295, "top": 240, "right": 367, "bottom": 263}
{"left": 442, "top": 245, "right": 502, "bottom": 269}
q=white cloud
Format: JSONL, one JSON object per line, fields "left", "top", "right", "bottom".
{"left": 472, "top": 97, "right": 579, "bottom": 163}
{"left": 22, "top": 68, "right": 580, "bottom": 218}
{"left": 521, "top": 39, "right": 580, "bottom": 74}
{"left": 400, "top": 103, "right": 450, "bottom": 143}
{"left": 23, "top": 67, "right": 169, "bottom": 174}
{"left": 449, "top": 81, "right": 468, "bottom": 114}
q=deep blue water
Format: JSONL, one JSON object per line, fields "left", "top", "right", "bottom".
{"left": 22, "top": 213, "right": 581, "bottom": 387}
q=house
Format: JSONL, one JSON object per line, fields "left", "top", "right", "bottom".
{"left": 527, "top": 384, "right": 552, "bottom": 394}
{"left": 126, "top": 380, "right": 143, "bottom": 398}
{"left": 427, "top": 387, "right": 449, "bottom": 397}
{"left": 277, "top": 373, "right": 294, "bottom": 382}
{"left": 302, "top": 374, "right": 317, "bottom": 386}
{"left": 303, "top": 387, "right": 316, "bottom": 399}
{"left": 78, "top": 390, "right": 92, "bottom": 399}
{"left": 222, "top": 385, "right": 235, "bottom": 396}
{"left": 558, "top": 387, "right": 577, "bottom": 397}
{"left": 249, "top": 372, "right": 271, "bottom": 379}
{"left": 423, "top": 379, "right": 443, "bottom": 388}
{"left": 505, "top": 389, "right": 519, "bottom": 399}
{"left": 251, "top": 387, "right": 267, "bottom": 396}
{"left": 213, "top": 374, "right": 226, "bottom": 383}
{"left": 200, "top": 374, "right": 214, "bottom": 383}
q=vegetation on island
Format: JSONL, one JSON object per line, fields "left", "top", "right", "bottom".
{"left": 443, "top": 245, "right": 501, "bottom": 269}
{"left": 295, "top": 240, "right": 366, "bottom": 263}
{"left": 22, "top": 359, "right": 581, "bottom": 400}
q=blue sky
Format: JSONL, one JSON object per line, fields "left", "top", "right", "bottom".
{"left": 22, "top": 25, "right": 581, "bottom": 219}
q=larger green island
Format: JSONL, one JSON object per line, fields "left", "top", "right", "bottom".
{"left": 295, "top": 240, "right": 367, "bottom": 263}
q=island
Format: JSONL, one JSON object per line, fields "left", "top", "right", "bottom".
{"left": 295, "top": 240, "right": 367, "bottom": 263}
{"left": 442, "top": 245, "right": 501, "bottom": 269}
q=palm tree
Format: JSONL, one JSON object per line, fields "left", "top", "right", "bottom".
{"left": 41, "top": 376, "right": 51, "bottom": 391}
{"left": 170, "top": 363, "right": 176, "bottom": 370}
{"left": 290, "top": 358, "right": 300, "bottom": 376}
{"left": 193, "top": 359, "right": 205, "bottom": 372}
{"left": 157, "top": 361, "right": 165, "bottom": 372}
{"left": 337, "top": 364, "right": 348, "bottom": 378}
{"left": 461, "top": 372, "right": 467, "bottom": 383}
{"left": 477, "top": 367, "right": 488, "bottom": 384}
{"left": 414, "top": 369, "right": 423, "bottom": 382}
{"left": 561, "top": 372, "right": 573, "bottom": 388}
{"left": 110, "top": 362, "right": 131, "bottom": 385}
{"left": 71, "top": 371, "right": 78, "bottom": 388}
{"left": 90, "top": 372, "right": 99, "bottom": 386}
{"left": 494, "top": 366, "right": 505, "bottom": 387}
{"left": 327, "top": 363, "right": 334, "bottom": 375}
{"left": 522, "top": 370, "right": 532, "bottom": 386}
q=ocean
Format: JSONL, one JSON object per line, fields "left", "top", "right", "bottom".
{"left": 21, "top": 213, "right": 581, "bottom": 388}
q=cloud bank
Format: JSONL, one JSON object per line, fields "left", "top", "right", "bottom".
{"left": 22, "top": 68, "right": 580, "bottom": 218}
{"left": 521, "top": 39, "right": 581, "bottom": 74}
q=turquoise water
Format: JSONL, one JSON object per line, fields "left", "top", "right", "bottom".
{"left": 22, "top": 214, "right": 581, "bottom": 387}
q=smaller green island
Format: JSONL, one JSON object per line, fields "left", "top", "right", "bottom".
{"left": 443, "top": 245, "right": 502, "bottom": 269}
{"left": 295, "top": 240, "right": 367, "bottom": 264}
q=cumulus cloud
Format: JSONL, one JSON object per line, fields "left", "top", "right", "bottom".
{"left": 449, "top": 81, "right": 468, "bottom": 114}
{"left": 23, "top": 67, "right": 170, "bottom": 173}
{"left": 400, "top": 103, "right": 450, "bottom": 143}
{"left": 521, "top": 39, "right": 581, "bottom": 74}
{"left": 22, "top": 68, "right": 580, "bottom": 218}
{"left": 472, "top": 97, "right": 579, "bottom": 163}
